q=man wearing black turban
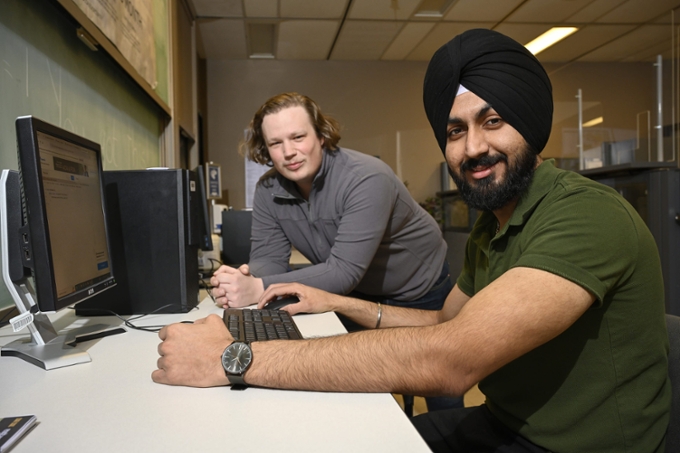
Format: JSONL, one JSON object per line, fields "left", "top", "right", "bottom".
{"left": 153, "top": 29, "right": 670, "bottom": 453}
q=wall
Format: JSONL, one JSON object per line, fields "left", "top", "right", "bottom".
{"left": 0, "top": 1, "right": 164, "bottom": 173}
{"left": 206, "top": 59, "right": 445, "bottom": 209}
{"left": 0, "top": 0, "right": 166, "bottom": 312}
{"left": 206, "top": 58, "right": 670, "bottom": 209}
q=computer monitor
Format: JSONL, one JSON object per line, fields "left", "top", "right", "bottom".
{"left": 194, "top": 164, "right": 213, "bottom": 252}
{"left": 0, "top": 116, "right": 119, "bottom": 370}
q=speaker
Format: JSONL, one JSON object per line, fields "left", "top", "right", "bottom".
{"left": 77, "top": 169, "right": 199, "bottom": 315}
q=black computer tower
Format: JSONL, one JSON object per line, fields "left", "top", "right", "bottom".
{"left": 221, "top": 210, "right": 252, "bottom": 266}
{"left": 77, "top": 169, "right": 200, "bottom": 315}
{"left": 581, "top": 163, "right": 680, "bottom": 316}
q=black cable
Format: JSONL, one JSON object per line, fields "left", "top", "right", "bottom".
{"left": 71, "top": 303, "right": 199, "bottom": 333}
{"left": 207, "top": 286, "right": 215, "bottom": 303}
{"left": 199, "top": 257, "right": 223, "bottom": 303}
{"left": 208, "top": 257, "right": 222, "bottom": 272}
{"left": 200, "top": 278, "right": 216, "bottom": 303}
{"left": 0, "top": 307, "right": 18, "bottom": 328}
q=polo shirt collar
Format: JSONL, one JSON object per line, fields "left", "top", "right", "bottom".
{"left": 505, "top": 158, "right": 559, "bottom": 230}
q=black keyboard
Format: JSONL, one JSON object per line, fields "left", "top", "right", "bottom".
{"left": 223, "top": 308, "right": 303, "bottom": 342}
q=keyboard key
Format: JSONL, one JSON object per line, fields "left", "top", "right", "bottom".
{"left": 223, "top": 308, "right": 303, "bottom": 342}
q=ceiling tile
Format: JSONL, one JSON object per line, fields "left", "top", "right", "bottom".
{"left": 507, "top": 0, "right": 599, "bottom": 23}
{"left": 197, "top": 19, "right": 247, "bottom": 59}
{"left": 652, "top": 11, "right": 676, "bottom": 24}
{"left": 443, "top": 0, "right": 524, "bottom": 23}
{"left": 244, "top": 0, "right": 278, "bottom": 18}
{"left": 596, "top": 0, "right": 680, "bottom": 23}
{"left": 278, "top": 20, "right": 340, "bottom": 59}
{"left": 493, "top": 23, "right": 555, "bottom": 47}
{"left": 331, "top": 20, "right": 403, "bottom": 60}
{"left": 406, "top": 22, "right": 494, "bottom": 60}
{"left": 348, "top": 0, "right": 421, "bottom": 20}
{"left": 565, "top": 0, "right": 627, "bottom": 22}
{"left": 535, "top": 24, "right": 635, "bottom": 62}
{"left": 578, "top": 25, "right": 672, "bottom": 61}
{"left": 281, "top": 0, "right": 349, "bottom": 18}
{"left": 191, "top": 0, "right": 243, "bottom": 17}
{"left": 621, "top": 40, "right": 674, "bottom": 62}
{"left": 190, "top": 0, "right": 678, "bottom": 62}
{"left": 382, "top": 22, "right": 436, "bottom": 60}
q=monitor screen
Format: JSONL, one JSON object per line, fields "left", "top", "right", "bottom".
{"left": 16, "top": 116, "right": 116, "bottom": 312}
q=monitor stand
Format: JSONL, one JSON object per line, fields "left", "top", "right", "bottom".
{"left": 0, "top": 280, "right": 97, "bottom": 369}
{"left": 0, "top": 169, "right": 119, "bottom": 370}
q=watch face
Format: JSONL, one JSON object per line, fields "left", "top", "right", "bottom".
{"left": 222, "top": 342, "right": 253, "bottom": 375}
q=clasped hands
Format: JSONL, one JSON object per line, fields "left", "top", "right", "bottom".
{"left": 209, "top": 264, "right": 264, "bottom": 308}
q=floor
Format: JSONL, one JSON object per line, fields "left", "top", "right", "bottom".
{"left": 393, "top": 384, "right": 486, "bottom": 416}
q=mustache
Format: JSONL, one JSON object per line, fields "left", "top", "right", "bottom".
{"left": 460, "top": 154, "right": 508, "bottom": 173}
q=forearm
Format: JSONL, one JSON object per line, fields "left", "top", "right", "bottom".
{"left": 249, "top": 258, "right": 290, "bottom": 278}
{"left": 261, "top": 261, "right": 361, "bottom": 295}
{"left": 328, "top": 294, "right": 440, "bottom": 329}
{"left": 246, "top": 325, "right": 468, "bottom": 396}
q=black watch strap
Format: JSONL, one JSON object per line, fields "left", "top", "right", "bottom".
{"left": 227, "top": 374, "right": 247, "bottom": 386}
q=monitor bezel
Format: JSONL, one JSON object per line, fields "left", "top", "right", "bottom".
{"left": 15, "top": 116, "right": 116, "bottom": 312}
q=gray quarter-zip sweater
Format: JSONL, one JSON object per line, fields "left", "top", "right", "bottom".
{"left": 249, "top": 148, "right": 447, "bottom": 302}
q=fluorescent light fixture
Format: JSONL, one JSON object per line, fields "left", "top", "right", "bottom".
{"left": 525, "top": 27, "right": 578, "bottom": 55}
{"left": 414, "top": 0, "right": 455, "bottom": 18}
{"left": 583, "top": 116, "right": 603, "bottom": 128}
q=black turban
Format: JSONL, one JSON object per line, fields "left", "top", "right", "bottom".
{"left": 423, "top": 29, "right": 553, "bottom": 155}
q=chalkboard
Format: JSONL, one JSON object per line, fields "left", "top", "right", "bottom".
{"left": 0, "top": 0, "right": 166, "bottom": 310}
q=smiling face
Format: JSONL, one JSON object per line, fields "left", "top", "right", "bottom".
{"left": 262, "top": 105, "right": 325, "bottom": 199}
{"left": 445, "top": 91, "right": 538, "bottom": 212}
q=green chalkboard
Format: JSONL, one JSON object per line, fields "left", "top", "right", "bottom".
{"left": 0, "top": 0, "right": 166, "bottom": 311}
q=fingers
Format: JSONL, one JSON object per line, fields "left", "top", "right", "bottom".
{"left": 204, "top": 314, "right": 223, "bottom": 325}
{"left": 210, "top": 266, "right": 240, "bottom": 287}
{"left": 224, "top": 298, "right": 253, "bottom": 309}
{"left": 212, "top": 265, "right": 236, "bottom": 275}
{"left": 238, "top": 264, "right": 251, "bottom": 276}
{"left": 257, "top": 283, "right": 301, "bottom": 309}
{"left": 152, "top": 314, "right": 233, "bottom": 387}
{"left": 210, "top": 271, "right": 243, "bottom": 308}
{"left": 151, "top": 368, "right": 166, "bottom": 384}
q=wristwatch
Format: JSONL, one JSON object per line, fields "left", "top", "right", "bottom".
{"left": 221, "top": 341, "right": 253, "bottom": 389}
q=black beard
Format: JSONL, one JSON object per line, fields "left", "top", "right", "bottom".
{"left": 450, "top": 146, "right": 537, "bottom": 212}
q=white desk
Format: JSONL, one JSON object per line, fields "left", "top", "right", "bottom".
{"left": 0, "top": 297, "right": 430, "bottom": 452}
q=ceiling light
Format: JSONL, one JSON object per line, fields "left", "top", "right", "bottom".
{"left": 525, "top": 27, "right": 578, "bottom": 55}
{"left": 583, "top": 116, "right": 603, "bottom": 128}
{"left": 414, "top": 0, "right": 455, "bottom": 18}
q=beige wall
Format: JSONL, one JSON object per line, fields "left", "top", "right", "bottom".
{"left": 206, "top": 59, "right": 669, "bottom": 209}
{"left": 206, "top": 60, "right": 444, "bottom": 209}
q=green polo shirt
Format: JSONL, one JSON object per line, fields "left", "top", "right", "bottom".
{"left": 457, "top": 159, "right": 670, "bottom": 452}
